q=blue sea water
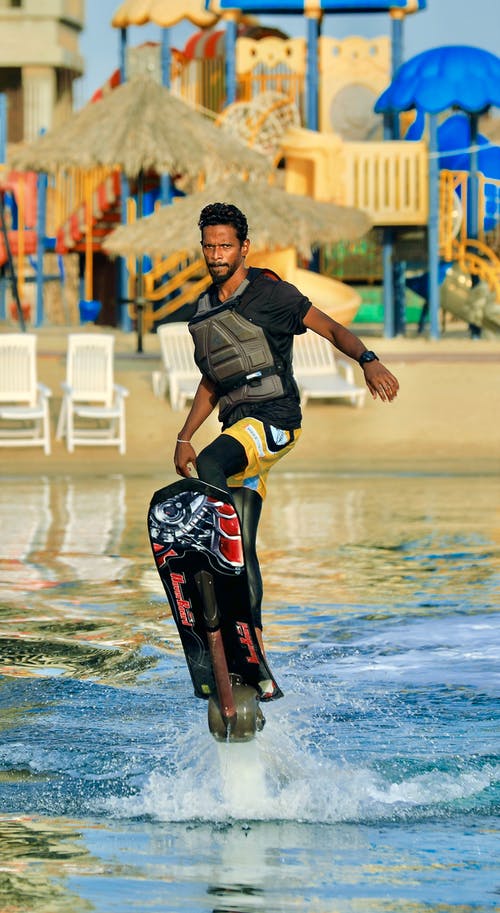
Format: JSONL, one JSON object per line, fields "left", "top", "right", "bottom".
{"left": 0, "top": 472, "right": 498, "bottom": 912}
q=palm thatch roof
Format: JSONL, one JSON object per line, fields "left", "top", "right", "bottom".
{"left": 9, "top": 77, "right": 272, "bottom": 184}
{"left": 103, "top": 177, "right": 372, "bottom": 260}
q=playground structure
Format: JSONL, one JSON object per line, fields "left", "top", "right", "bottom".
{"left": 1, "top": 0, "right": 499, "bottom": 337}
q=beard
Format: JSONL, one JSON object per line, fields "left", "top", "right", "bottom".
{"left": 207, "top": 261, "right": 239, "bottom": 286}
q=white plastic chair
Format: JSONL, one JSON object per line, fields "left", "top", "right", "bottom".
{"left": 154, "top": 322, "right": 200, "bottom": 410}
{"left": 56, "top": 333, "right": 129, "bottom": 454}
{"left": 0, "top": 333, "right": 52, "bottom": 454}
{"left": 293, "top": 332, "right": 366, "bottom": 408}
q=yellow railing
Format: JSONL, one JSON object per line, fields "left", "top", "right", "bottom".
{"left": 478, "top": 171, "right": 500, "bottom": 255}
{"left": 440, "top": 169, "right": 500, "bottom": 300}
{"left": 126, "top": 239, "right": 210, "bottom": 329}
{"left": 53, "top": 164, "right": 120, "bottom": 233}
{"left": 343, "top": 141, "right": 428, "bottom": 225}
{"left": 282, "top": 130, "right": 428, "bottom": 226}
{"left": 448, "top": 236, "right": 500, "bottom": 301}
{"left": 439, "top": 169, "right": 468, "bottom": 261}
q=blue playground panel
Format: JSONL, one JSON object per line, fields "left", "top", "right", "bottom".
{"left": 213, "top": 1, "right": 425, "bottom": 10}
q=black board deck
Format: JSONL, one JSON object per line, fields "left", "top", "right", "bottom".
{"left": 148, "top": 478, "right": 283, "bottom": 703}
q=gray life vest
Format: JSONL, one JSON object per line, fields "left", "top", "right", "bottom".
{"left": 189, "top": 278, "right": 286, "bottom": 413}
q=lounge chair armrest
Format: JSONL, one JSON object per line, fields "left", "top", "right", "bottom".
{"left": 336, "top": 358, "right": 356, "bottom": 385}
{"left": 37, "top": 382, "right": 52, "bottom": 398}
{"left": 113, "top": 384, "right": 129, "bottom": 399}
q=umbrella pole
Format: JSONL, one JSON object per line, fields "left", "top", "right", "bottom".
{"left": 135, "top": 170, "right": 145, "bottom": 353}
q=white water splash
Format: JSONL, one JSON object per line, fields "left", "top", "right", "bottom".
{"left": 102, "top": 709, "right": 498, "bottom": 824}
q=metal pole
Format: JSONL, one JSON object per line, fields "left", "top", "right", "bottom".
{"left": 383, "top": 113, "right": 395, "bottom": 337}
{"left": 161, "top": 28, "right": 171, "bottom": 89}
{"left": 119, "top": 174, "right": 131, "bottom": 331}
{"left": 388, "top": 11, "right": 405, "bottom": 334}
{"left": 35, "top": 171, "right": 47, "bottom": 327}
{"left": 468, "top": 113, "right": 479, "bottom": 240}
{"left": 428, "top": 113, "right": 440, "bottom": 339}
{"left": 224, "top": 15, "right": 237, "bottom": 106}
{"left": 306, "top": 14, "right": 320, "bottom": 131}
{"left": 135, "top": 171, "right": 145, "bottom": 354}
{"left": 119, "top": 28, "right": 127, "bottom": 83}
{"left": 160, "top": 29, "right": 172, "bottom": 206}
{"left": 118, "top": 27, "right": 131, "bottom": 330}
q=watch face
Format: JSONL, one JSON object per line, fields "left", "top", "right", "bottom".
{"left": 360, "top": 351, "right": 378, "bottom": 365}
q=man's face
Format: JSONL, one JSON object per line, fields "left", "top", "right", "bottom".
{"left": 201, "top": 224, "right": 249, "bottom": 286}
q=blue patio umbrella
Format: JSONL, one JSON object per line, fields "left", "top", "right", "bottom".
{"left": 375, "top": 45, "right": 500, "bottom": 339}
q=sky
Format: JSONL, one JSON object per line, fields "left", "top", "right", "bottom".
{"left": 76, "top": 0, "right": 500, "bottom": 107}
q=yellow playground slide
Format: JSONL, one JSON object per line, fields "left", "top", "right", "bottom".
{"left": 247, "top": 247, "right": 361, "bottom": 326}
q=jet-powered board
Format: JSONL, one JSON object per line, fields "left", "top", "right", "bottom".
{"left": 148, "top": 478, "right": 283, "bottom": 741}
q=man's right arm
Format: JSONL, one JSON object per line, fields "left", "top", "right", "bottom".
{"left": 174, "top": 375, "right": 219, "bottom": 477}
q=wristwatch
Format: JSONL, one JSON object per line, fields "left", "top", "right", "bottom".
{"left": 359, "top": 350, "right": 379, "bottom": 367}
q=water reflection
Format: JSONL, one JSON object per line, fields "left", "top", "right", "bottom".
{"left": 0, "top": 815, "right": 95, "bottom": 913}
{"left": 0, "top": 475, "right": 164, "bottom": 682}
{"left": 260, "top": 473, "right": 500, "bottom": 616}
{"left": 0, "top": 472, "right": 498, "bottom": 913}
{"left": 57, "top": 477, "right": 130, "bottom": 583}
{"left": 0, "top": 477, "right": 54, "bottom": 595}
{"left": 1, "top": 813, "right": 495, "bottom": 913}
{"left": 0, "top": 473, "right": 499, "bottom": 677}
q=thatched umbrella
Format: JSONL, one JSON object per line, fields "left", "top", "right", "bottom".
{"left": 103, "top": 176, "right": 372, "bottom": 261}
{"left": 10, "top": 76, "right": 271, "bottom": 183}
{"left": 10, "top": 77, "right": 271, "bottom": 349}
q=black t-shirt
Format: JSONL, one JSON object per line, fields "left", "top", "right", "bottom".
{"left": 200, "top": 268, "right": 312, "bottom": 430}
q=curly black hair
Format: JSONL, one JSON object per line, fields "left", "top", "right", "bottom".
{"left": 198, "top": 203, "right": 249, "bottom": 245}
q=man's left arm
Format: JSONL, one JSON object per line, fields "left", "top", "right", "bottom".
{"left": 303, "top": 304, "right": 399, "bottom": 403}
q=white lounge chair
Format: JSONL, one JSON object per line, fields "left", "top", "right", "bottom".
{"left": 155, "top": 322, "right": 200, "bottom": 410}
{"left": 0, "top": 333, "right": 52, "bottom": 454}
{"left": 56, "top": 333, "right": 129, "bottom": 454}
{"left": 293, "top": 331, "right": 366, "bottom": 408}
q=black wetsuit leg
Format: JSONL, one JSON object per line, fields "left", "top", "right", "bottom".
{"left": 196, "top": 435, "right": 264, "bottom": 629}
{"left": 230, "top": 487, "right": 263, "bottom": 630}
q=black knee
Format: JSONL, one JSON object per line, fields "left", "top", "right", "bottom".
{"left": 197, "top": 435, "right": 247, "bottom": 493}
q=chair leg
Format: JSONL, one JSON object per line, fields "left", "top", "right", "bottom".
{"left": 43, "top": 403, "right": 51, "bottom": 455}
{"left": 56, "top": 398, "right": 67, "bottom": 440}
{"left": 119, "top": 407, "right": 126, "bottom": 455}
{"left": 67, "top": 405, "right": 74, "bottom": 453}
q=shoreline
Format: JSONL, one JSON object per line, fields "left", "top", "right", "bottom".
{"left": 1, "top": 326, "right": 499, "bottom": 479}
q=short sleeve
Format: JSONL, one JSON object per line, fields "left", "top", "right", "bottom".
{"left": 264, "top": 279, "right": 312, "bottom": 336}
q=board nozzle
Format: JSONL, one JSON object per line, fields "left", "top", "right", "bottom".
{"left": 208, "top": 674, "right": 264, "bottom": 742}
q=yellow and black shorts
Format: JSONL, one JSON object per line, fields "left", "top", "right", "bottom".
{"left": 223, "top": 418, "right": 301, "bottom": 500}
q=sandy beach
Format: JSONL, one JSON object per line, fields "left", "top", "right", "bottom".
{"left": 2, "top": 324, "right": 500, "bottom": 479}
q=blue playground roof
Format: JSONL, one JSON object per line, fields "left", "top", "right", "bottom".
{"left": 210, "top": 1, "right": 426, "bottom": 12}
{"left": 376, "top": 45, "right": 500, "bottom": 114}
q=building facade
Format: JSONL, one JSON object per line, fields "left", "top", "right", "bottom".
{"left": 0, "top": 0, "right": 84, "bottom": 145}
